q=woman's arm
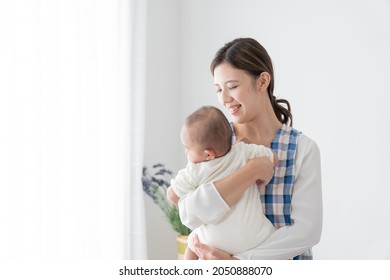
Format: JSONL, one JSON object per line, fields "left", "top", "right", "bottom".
{"left": 178, "top": 156, "right": 274, "bottom": 229}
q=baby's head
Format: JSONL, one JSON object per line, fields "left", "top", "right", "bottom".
{"left": 181, "top": 106, "right": 232, "bottom": 163}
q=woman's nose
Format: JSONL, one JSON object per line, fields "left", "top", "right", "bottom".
{"left": 220, "top": 88, "right": 232, "bottom": 102}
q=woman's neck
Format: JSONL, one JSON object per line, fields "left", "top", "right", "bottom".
{"left": 233, "top": 114, "right": 282, "bottom": 147}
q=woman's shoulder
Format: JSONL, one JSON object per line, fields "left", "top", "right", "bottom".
{"left": 291, "top": 130, "right": 322, "bottom": 179}
{"left": 295, "top": 131, "right": 321, "bottom": 165}
{"left": 297, "top": 132, "right": 319, "bottom": 151}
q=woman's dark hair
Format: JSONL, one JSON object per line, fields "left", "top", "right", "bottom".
{"left": 210, "top": 38, "right": 293, "bottom": 126}
{"left": 185, "top": 106, "right": 232, "bottom": 157}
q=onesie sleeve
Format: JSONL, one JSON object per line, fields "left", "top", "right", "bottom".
{"left": 246, "top": 143, "right": 275, "bottom": 162}
{"left": 170, "top": 164, "right": 197, "bottom": 197}
{"left": 178, "top": 182, "right": 230, "bottom": 230}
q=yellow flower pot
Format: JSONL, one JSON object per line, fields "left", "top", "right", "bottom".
{"left": 176, "top": 235, "right": 188, "bottom": 260}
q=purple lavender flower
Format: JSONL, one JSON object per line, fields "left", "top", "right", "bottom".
{"left": 141, "top": 163, "right": 191, "bottom": 235}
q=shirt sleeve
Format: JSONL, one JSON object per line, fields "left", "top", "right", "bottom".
{"left": 178, "top": 182, "right": 230, "bottom": 230}
{"left": 235, "top": 135, "right": 323, "bottom": 259}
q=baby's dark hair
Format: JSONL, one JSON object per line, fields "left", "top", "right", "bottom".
{"left": 185, "top": 106, "right": 232, "bottom": 157}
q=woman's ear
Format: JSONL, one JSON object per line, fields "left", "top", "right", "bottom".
{"left": 257, "top": 72, "right": 271, "bottom": 92}
{"left": 204, "top": 149, "right": 216, "bottom": 160}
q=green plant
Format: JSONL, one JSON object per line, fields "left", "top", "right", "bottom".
{"left": 142, "top": 163, "right": 191, "bottom": 236}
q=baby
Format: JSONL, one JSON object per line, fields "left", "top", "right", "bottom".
{"left": 167, "top": 105, "right": 278, "bottom": 259}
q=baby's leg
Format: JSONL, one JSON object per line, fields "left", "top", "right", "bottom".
{"left": 184, "top": 246, "right": 198, "bottom": 260}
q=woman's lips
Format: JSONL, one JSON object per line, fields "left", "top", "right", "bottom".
{"left": 229, "top": 105, "right": 241, "bottom": 115}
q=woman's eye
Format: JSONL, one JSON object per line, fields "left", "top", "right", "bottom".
{"left": 228, "top": 85, "right": 237, "bottom": 90}
{"left": 216, "top": 89, "right": 222, "bottom": 93}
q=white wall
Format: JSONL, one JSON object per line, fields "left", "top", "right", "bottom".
{"left": 144, "top": 0, "right": 390, "bottom": 259}
{"left": 144, "top": 0, "right": 182, "bottom": 259}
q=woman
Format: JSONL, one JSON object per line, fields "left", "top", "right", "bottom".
{"left": 178, "top": 38, "right": 322, "bottom": 260}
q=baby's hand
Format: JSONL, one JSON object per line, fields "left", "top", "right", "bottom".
{"left": 247, "top": 157, "right": 274, "bottom": 186}
{"left": 256, "top": 179, "right": 267, "bottom": 189}
{"left": 167, "top": 186, "right": 180, "bottom": 205}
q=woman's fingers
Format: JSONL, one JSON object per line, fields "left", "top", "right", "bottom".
{"left": 192, "top": 234, "right": 235, "bottom": 260}
{"left": 192, "top": 234, "right": 205, "bottom": 259}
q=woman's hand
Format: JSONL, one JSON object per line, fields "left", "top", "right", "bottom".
{"left": 192, "top": 234, "right": 238, "bottom": 260}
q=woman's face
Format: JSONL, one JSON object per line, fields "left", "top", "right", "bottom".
{"left": 213, "top": 62, "right": 260, "bottom": 124}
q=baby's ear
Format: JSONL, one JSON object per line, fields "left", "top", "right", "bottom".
{"left": 204, "top": 149, "right": 216, "bottom": 160}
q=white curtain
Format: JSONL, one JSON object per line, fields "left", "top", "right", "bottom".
{"left": 0, "top": 0, "right": 146, "bottom": 259}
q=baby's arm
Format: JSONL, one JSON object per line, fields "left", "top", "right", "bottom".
{"left": 256, "top": 151, "right": 278, "bottom": 188}
{"left": 179, "top": 157, "right": 273, "bottom": 229}
{"left": 167, "top": 186, "right": 180, "bottom": 205}
{"left": 236, "top": 139, "right": 278, "bottom": 170}
{"left": 168, "top": 166, "right": 196, "bottom": 205}
{"left": 248, "top": 145, "right": 278, "bottom": 188}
